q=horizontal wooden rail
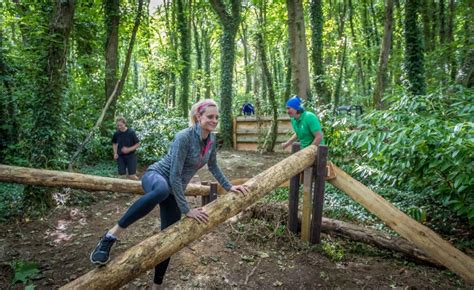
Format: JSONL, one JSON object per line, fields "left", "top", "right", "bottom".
{"left": 0, "top": 164, "right": 208, "bottom": 196}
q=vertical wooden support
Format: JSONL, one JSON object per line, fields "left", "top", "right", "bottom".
{"left": 201, "top": 181, "right": 210, "bottom": 206}
{"left": 232, "top": 118, "right": 237, "bottom": 149}
{"left": 301, "top": 166, "right": 313, "bottom": 241}
{"left": 287, "top": 143, "right": 301, "bottom": 234}
{"left": 209, "top": 182, "right": 218, "bottom": 202}
{"left": 310, "top": 145, "right": 328, "bottom": 244}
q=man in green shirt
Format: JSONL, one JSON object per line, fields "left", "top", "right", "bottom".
{"left": 282, "top": 95, "right": 325, "bottom": 150}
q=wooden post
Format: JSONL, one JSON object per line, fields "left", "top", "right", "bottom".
{"left": 209, "top": 182, "right": 218, "bottom": 202}
{"left": 310, "top": 145, "right": 328, "bottom": 244}
{"left": 287, "top": 143, "right": 301, "bottom": 234}
{"left": 301, "top": 166, "right": 313, "bottom": 241}
{"left": 201, "top": 181, "right": 210, "bottom": 206}
{"left": 232, "top": 118, "right": 237, "bottom": 149}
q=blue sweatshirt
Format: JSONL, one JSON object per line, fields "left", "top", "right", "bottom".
{"left": 147, "top": 124, "right": 233, "bottom": 214}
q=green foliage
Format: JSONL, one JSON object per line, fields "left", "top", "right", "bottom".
{"left": 315, "top": 237, "right": 345, "bottom": 262}
{"left": 120, "top": 94, "right": 188, "bottom": 163}
{"left": 264, "top": 187, "right": 290, "bottom": 202}
{"left": 325, "top": 90, "right": 474, "bottom": 225}
{"left": 0, "top": 183, "right": 25, "bottom": 222}
{"left": 10, "top": 260, "right": 39, "bottom": 287}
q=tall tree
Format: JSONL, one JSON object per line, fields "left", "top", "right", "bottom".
{"left": 28, "top": 0, "right": 75, "bottom": 206}
{"left": 103, "top": 0, "right": 120, "bottom": 131}
{"left": 455, "top": 1, "right": 473, "bottom": 88}
{"left": 240, "top": 20, "right": 252, "bottom": 95}
{"left": 404, "top": 0, "right": 426, "bottom": 95}
{"left": 286, "top": 0, "right": 311, "bottom": 100}
{"left": 447, "top": 0, "right": 456, "bottom": 81}
{"left": 373, "top": 0, "right": 393, "bottom": 109}
{"left": 255, "top": 32, "right": 278, "bottom": 152}
{"left": 310, "top": 0, "right": 329, "bottom": 104}
{"left": 177, "top": 0, "right": 191, "bottom": 116}
{"left": 209, "top": 0, "right": 241, "bottom": 148}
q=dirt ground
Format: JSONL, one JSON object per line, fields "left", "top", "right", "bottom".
{"left": 0, "top": 150, "right": 469, "bottom": 289}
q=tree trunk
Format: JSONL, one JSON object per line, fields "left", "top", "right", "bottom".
{"left": 255, "top": 32, "right": 278, "bottom": 152}
{"left": 0, "top": 23, "right": 18, "bottom": 158}
{"left": 328, "top": 165, "right": 474, "bottom": 283}
{"left": 177, "top": 0, "right": 191, "bottom": 116}
{"left": 0, "top": 164, "right": 209, "bottom": 196}
{"left": 439, "top": 0, "right": 446, "bottom": 45}
{"left": 283, "top": 41, "right": 291, "bottom": 106}
{"left": 102, "top": 0, "right": 120, "bottom": 133}
{"left": 310, "top": 0, "right": 330, "bottom": 104}
{"left": 61, "top": 146, "right": 320, "bottom": 290}
{"left": 447, "top": 0, "right": 456, "bottom": 81}
{"left": 202, "top": 26, "right": 212, "bottom": 99}
{"left": 192, "top": 18, "right": 202, "bottom": 101}
{"left": 209, "top": 0, "right": 241, "bottom": 148}
{"left": 404, "top": 0, "right": 426, "bottom": 96}
{"left": 334, "top": 37, "right": 347, "bottom": 108}
{"left": 244, "top": 203, "right": 441, "bottom": 267}
{"left": 163, "top": 0, "right": 177, "bottom": 106}
{"left": 348, "top": 0, "right": 367, "bottom": 98}
{"left": 372, "top": 0, "right": 393, "bottom": 109}
{"left": 240, "top": 22, "right": 252, "bottom": 95}
{"left": 456, "top": 1, "right": 474, "bottom": 88}
{"left": 286, "top": 0, "right": 311, "bottom": 100}
{"left": 369, "top": 0, "right": 380, "bottom": 46}
{"left": 27, "top": 0, "right": 75, "bottom": 208}
{"left": 421, "top": 0, "right": 432, "bottom": 51}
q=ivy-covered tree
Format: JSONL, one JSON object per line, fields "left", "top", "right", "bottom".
{"left": 209, "top": 0, "right": 241, "bottom": 148}
{"left": 27, "top": 0, "right": 75, "bottom": 208}
{"left": 177, "top": 0, "right": 191, "bottom": 116}
{"left": 103, "top": 0, "right": 120, "bottom": 132}
{"left": 404, "top": 0, "right": 426, "bottom": 96}
{"left": 310, "top": 0, "right": 329, "bottom": 104}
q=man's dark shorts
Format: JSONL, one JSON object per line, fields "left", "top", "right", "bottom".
{"left": 117, "top": 153, "right": 137, "bottom": 175}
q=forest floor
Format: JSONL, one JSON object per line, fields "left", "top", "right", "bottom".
{"left": 0, "top": 150, "right": 469, "bottom": 289}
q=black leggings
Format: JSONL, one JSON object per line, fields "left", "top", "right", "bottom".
{"left": 117, "top": 171, "right": 181, "bottom": 285}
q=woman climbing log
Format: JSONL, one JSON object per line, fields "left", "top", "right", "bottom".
{"left": 90, "top": 99, "right": 249, "bottom": 289}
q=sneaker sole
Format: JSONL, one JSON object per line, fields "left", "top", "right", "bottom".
{"left": 90, "top": 250, "right": 110, "bottom": 266}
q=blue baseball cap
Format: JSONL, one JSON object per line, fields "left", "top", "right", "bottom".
{"left": 286, "top": 96, "right": 303, "bottom": 111}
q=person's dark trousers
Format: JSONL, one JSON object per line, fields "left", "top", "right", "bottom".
{"left": 117, "top": 170, "right": 181, "bottom": 285}
{"left": 117, "top": 153, "right": 137, "bottom": 175}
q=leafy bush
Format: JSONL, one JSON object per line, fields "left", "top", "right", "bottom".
{"left": 0, "top": 183, "right": 25, "bottom": 222}
{"left": 120, "top": 94, "right": 188, "bottom": 164}
{"left": 323, "top": 90, "right": 474, "bottom": 225}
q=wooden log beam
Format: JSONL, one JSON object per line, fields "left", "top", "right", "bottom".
{"left": 60, "top": 146, "right": 319, "bottom": 289}
{"left": 0, "top": 164, "right": 208, "bottom": 196}
{"left": 328, "top": 165, "right": 474, "bottom": 283}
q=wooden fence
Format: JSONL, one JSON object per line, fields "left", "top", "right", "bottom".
{"left": 232, "top": 115, "right": 292, "bottom": 151}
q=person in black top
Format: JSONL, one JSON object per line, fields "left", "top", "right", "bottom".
{"left": 112, "top": 116, "right": 140, "bottom": 180}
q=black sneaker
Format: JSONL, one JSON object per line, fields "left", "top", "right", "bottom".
{"left": 90, "top": 234, "right": 117, "bottom": 265}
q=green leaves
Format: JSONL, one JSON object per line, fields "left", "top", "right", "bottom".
{"left": 10, "top": 260, "right": 39, "bottom": 286}
{"left": 325, "top": 90, "right": 474, "bottom": 225}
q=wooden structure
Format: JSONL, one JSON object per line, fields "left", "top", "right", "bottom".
{"left": 61, "top": 145, "right": 321, "bottom": 289}
{"left": 288, "top": 144, "right": 328, "bottom": 243}
{"left": 233, "top": 115, "right": 292, "bottom": 151}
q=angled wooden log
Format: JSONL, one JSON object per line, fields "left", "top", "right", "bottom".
{"left": 60, "top": 146, "right": 319, "bottom": 289}
{"left": 0, "top": 164, "right": 208, "bottom": 196}
{"left": 328, "top": 165, "right": 474, "bottom": 283}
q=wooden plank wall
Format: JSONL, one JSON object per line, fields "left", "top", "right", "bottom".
{"left": 233, "top": 116, "right": 292, "bottom": 151}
